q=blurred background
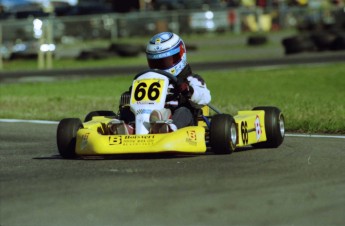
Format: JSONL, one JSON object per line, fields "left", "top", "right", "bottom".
{"left": 0, "top": 0, "right": 344, "bottom": 70}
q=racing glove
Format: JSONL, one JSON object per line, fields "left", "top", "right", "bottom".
{"left": 178, "top": 82, "right": 194, "bottom": 98}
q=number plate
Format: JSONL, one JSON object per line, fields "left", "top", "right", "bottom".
{"left": 131, "top": 79, "right": 164, "bottom": 104}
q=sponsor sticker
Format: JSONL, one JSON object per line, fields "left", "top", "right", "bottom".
{"left": 255, "top": 115, "right": 262, "bottom": 141}
{"left": 109, "top": 135, "right": 156, "bottom": 146}
{"left": 136, "top": 109, "right": 152, "bottom": 115}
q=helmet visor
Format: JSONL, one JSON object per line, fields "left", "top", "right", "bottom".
{"left": 147, "top": 52, "right": 182, "bottom": 70}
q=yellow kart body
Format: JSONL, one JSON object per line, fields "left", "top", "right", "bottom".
{"left": 76, "top": 116, "right": 207, "bottom": 155}
{"left": 73, "top": 108, "right": 268, "bottom": 156}
{"left": 57, "top": 70, "right": 284, "bottom": 158}
{"left": 234, "top": 110, "right": 267, "bottom": 147}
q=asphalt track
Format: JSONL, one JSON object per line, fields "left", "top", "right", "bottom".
{"left": 1, "top": 52, "right": 345, "bottom": 226}
{"left": 1, "top": 121, "right": 345, "bottom": 226}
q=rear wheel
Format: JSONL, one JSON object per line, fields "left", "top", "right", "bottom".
{"left": 210, "top": 114, "right": 237, "bottom": 154}
{"left": 84, "top": 110, "right": 117, "bottom": 122}
{"left": 57, "top": 118, "right": 83, "bottom": 159}
{"left": 252, "top": 106, "right": 285, "bottom": 148}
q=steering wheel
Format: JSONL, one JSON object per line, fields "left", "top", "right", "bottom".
{"left": 133, "top": 69, "right": 178, "bottom": 85}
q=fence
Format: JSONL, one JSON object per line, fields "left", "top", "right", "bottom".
{"left": 0, "top": 5, "right": 339, "bottom": 70}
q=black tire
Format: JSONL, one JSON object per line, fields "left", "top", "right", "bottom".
{"left": 185, "top": 44, "right": 198, "bottom": 51}
{"left": 247, "top": 35, "right": 268, "bottom": 46}
{"left": 57, "top": 118, "right": 83, "bottom": 159}
{"left": 310, "top": 32, "right": 337, "bottom": 51}
{"left": 109, "top": 43, "right": 143, "bottom": 57}
{"left": 210, "top": 114, "right": 237, "bottom": 154}
{"left": 282, "top": 35, "right": 315, "bottom": 54}
{"left": 252, "top": 106, "right": 285, "bottom": 148}
{"left": 76, "top": 48, "right": 112, "bottom": 60}
{"left": 84, "top": 110, "right": 117, "bottom": 122}
{"left": 330, "top": 33, "right": 345, "bottom": 51}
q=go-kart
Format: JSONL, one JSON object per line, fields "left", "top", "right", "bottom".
{"left": 57, "top": 69, "right": 285, "bottom": 159}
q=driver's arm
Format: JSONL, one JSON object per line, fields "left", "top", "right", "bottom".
{"left": 187, "top": 75, "right": 211, "bottom": 108}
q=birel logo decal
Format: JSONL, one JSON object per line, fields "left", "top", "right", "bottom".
{"left": 255, "top": 115, "right": 262, "bottom": 141}
{"left": 109, "top": 136, "right": 122, "bottom": 145}
{"left": 186, "top": 130, "right": 197, "bottom": 146}
{"left": 81, "top": 133, "right": 90, "bottom": 150}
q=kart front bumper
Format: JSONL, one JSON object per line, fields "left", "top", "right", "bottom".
{"left": 75, "top": 126, "right": 207, "bottom": 155}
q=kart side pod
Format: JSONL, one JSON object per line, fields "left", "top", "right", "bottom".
{"left": 234, "top": 106, "right": 285, "bottom": 149}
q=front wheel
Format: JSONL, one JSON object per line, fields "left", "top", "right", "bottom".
{"left": 252, "top": 106, "right": 285, "bottom": 148}
{"left": 210, "top": 114, "right": 237, "bottom": 154}
{"left": 57, "top": 118, "right": 83, "bottom": 159}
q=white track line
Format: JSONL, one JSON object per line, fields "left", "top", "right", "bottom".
{"left": 0, "top": 119, "right": 58, "bottom": 124}
{"left": 0, "top": 119, "right": 344, "bottom": 139}
{"left": 285, "top": 133, "right": 345, "bottom": 139}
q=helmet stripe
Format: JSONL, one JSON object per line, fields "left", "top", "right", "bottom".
{"left": 147, "top": 44, "right": 181, "bottom": 59}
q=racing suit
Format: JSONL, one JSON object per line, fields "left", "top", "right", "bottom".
{"left": 168, "top": 64, "right": 211, "bottom": 129}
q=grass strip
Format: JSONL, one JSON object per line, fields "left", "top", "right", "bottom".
{"left": 1, "top": 63, "right": 344, "bottom": 134}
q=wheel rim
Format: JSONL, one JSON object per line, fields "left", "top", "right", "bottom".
{"left": 279, "top": 114, "right": 285, "bottom": 137}
{"left": 230, "top": 122, "right": 237, "bottom": 145}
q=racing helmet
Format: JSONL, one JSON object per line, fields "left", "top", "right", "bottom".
{"left": 146, "top": 32, "right": 187, "bottom": 76}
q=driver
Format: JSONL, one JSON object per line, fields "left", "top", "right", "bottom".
{"left": 146, "top": 32, "right": 211, "bottom": 133}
